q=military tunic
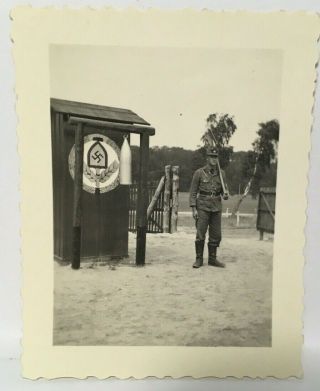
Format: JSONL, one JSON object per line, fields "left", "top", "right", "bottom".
{"left": 189, "top": 165, "right": 228, "bottom": 247}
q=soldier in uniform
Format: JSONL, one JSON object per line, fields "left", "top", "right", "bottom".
{"left": 189, "top": 146, "right": 229, "bottom": 268}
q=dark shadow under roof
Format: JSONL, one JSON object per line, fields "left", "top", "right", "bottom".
{"left": 51, "top": 98, "right": 150, "bottom": 126}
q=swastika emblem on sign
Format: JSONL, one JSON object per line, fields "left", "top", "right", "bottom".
{"left": 87, "top": 137, "right": 107, "bottom": 169}
{"left": 92, "top": 150, "right": 104, "bottom": 164}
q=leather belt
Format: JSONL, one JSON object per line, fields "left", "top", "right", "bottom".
{"left": 199, "top": 190, "right": 220, "bottom": 197}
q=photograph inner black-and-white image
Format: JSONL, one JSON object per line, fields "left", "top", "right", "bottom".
{"left": 51, "top": 46, "right": 281, "bottom": 347}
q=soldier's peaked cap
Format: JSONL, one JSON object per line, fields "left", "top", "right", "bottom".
{"left": 206, "top": 146, "right": 218, "bottom": 156}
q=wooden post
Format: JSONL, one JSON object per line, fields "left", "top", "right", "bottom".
{"left": 135, "top": 133, "right": 149, "bottom": 266}
{"left": 163, "top": 165, "right": 171, "bottom": 233}
{"left": 147, "top": 176, "right": 165, "bottom": 219}
{"left": 259, "top": 230, "right": 264, "bottom": 241}
{"left": 72, "top": 122, "right": 84, "bottom": 269}
{"left": 171, "top": 166, "right": 179, "bottom": 233}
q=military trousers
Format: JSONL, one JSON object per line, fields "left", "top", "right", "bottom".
{"left": 195, "top": 209, "right": 222, "bottom": 247}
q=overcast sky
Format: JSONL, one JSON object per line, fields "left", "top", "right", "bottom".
{"left": 50, "top": 45, "right": 282, "bottom": 151}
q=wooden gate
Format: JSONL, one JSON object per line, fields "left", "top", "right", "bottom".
{"left": 129, "top": 181, "right": 164, "bottom": 233}
{"left": 129, "top": 165, "right": 179, "bottom": 234}
{"left": 256, "top": 187, "right": 276, "bottom": 240}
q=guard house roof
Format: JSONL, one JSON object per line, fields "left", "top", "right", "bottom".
{"left": 51, "top": 98, "right": 151, "bottom": 126}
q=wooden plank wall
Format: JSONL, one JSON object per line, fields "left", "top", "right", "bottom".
{"left": 52, "top": 118, "right": 130, "bottom": 262}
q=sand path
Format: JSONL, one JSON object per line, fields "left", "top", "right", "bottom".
{"left": 54, "top": 228, "right": 272, "bottom": 346}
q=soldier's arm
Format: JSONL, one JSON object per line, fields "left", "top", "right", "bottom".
{"left": 189, "top": 170, "right": 200, "bottom": 208}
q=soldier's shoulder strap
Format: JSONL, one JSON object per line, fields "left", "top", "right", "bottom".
{"left": 194, "top": 166, "right": 205, "bottom": 174}
{"left": 201, "top": 167, "right": 210, "bottom": 178}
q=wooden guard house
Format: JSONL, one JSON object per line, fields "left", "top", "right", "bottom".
{"left": 51, "top": 98, "right": 155, "bottom": 267}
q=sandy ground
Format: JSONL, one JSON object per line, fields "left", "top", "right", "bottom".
{"left": 54, "top": 217, "right": 273, "bottom": 347}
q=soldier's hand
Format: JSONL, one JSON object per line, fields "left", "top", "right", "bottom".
{"left": 222, "top": 192, "right": 229, "bottom": 200}
{"left": 192, "top": 208, "right": 198, "bottom": 220}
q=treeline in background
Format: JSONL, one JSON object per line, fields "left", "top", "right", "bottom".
{"left": 131, "top": 119, "right": 279, "bottom": 199}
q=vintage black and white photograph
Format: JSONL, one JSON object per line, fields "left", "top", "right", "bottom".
{"left": 13, "top": 7, "right": 320, "bottom": 379}
{"left": 50, "top": 45, "right": 281, "bottom": 347}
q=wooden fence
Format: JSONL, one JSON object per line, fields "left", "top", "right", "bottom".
{"left": 129, "top": 165, "right": 179, "bottom": 234}
{"left": 256, "top": 187, "right": 276, "bottom": 240}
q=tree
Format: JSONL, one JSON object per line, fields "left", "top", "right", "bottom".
{"left": 217, "top": 145, "right": 234, "bottom": 169}
{"left": 131, "top": 145, "right": 278, "bottom": 195}
{"left": 232, "top": 119, "right": 279, "bottom": 215}
{"left": 200, "top": 113, "right": 237, "bottom": 173}
{"left": 192, "top": 146, "right": 206, "bottom": 172}
{"left": 225, "top": 151, "right": 248, "bottom": 195}
{"left": 131, "top": 145, "right": 196, "bottom": 191}
{"left": 203, "top": 113, "right": 237, "bottom": 148}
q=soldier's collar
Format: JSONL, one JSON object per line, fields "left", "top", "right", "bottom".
{"left": 205, "top": 164, "right": 218, "bottom": 174}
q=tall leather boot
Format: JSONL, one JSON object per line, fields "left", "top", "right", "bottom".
{"left": 208, "top": 244, "right": 225, "bottom": 268}
{"left": 193, "top": 240, "right": 204, "bottom": 268}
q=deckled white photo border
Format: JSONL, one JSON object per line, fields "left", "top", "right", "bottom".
{"left": 12, "top": 8, "right": 319, "bottom": 378}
